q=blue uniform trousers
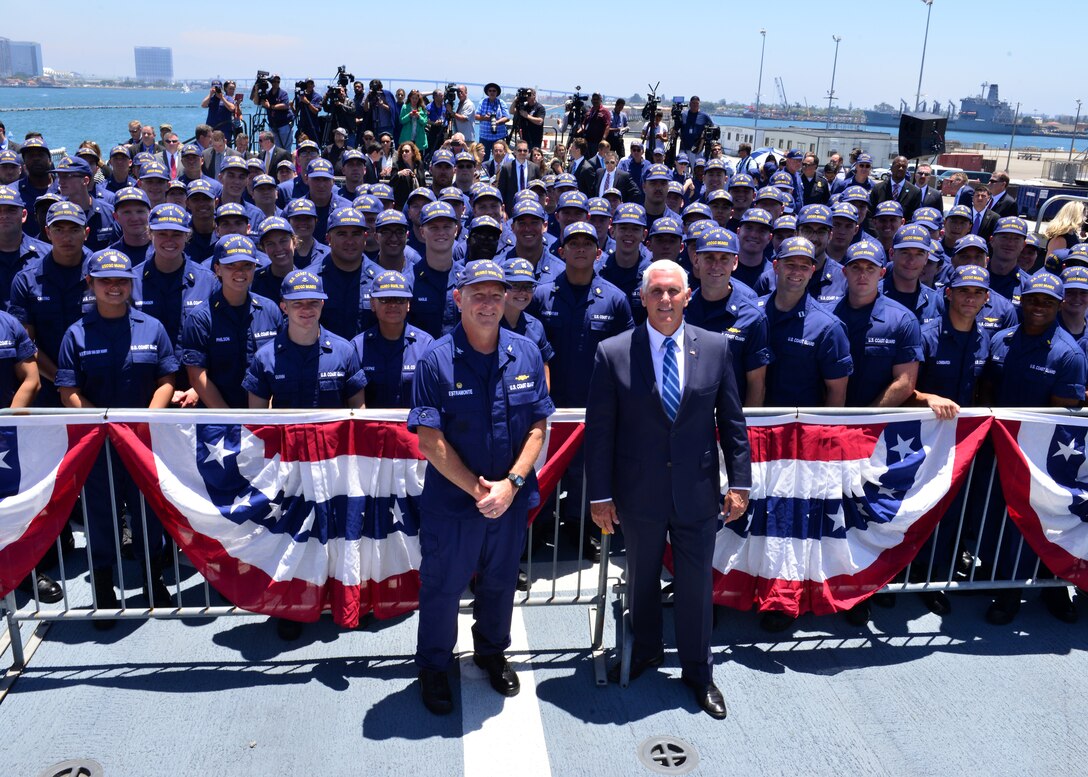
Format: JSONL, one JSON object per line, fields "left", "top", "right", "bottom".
{"left": 84, "top": 442, "right": 165, "bottom": 571}
{"left": 415, "top": 502, "right": 528, "bottom": 672}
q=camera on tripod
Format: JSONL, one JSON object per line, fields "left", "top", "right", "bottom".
{"left": 703, "top": 125, "right": 721, "bottom": 143}
{"left": 335, "top": 66, "right": 354, "bottom": 88}
{"left": 670, "top": 95, "right": 685, "bottom": 126}
{"left": 444, "top": 83, "right": 458, "bottom": 107}
{"left": 641, "top": 82, "right": 660, "bottom": 122}
{"left": 254, "top": 70, "right": 271, "bottom": 102}
{"left": 565, "top": 86, "right": 588, "bottom": 118}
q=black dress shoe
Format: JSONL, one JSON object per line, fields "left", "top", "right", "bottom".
{"left": 473, "top": 652, "right": 520, "bottom": 697}
{"left": 144, "top": 575, "right": 173, "bottom": 609}
{"left": 1041, "top": 587, "right": 1078, "bottom": 624}
{"left": 90, "top": 570, "right": 119, "bottom": 631}
{"left": 682, "top": 677, "right": 727, "bottom": 720}
{"left": 759, "top": 610, "right": 796, "bottom": 633}
{"left": 276, "top": 618, "right": 304, "bottom": 641}
{"left": 919, "top": 590, "right": 952, "bottom": 616}
{"left": 985, "top": 590, "right": 1021, "bottom": 625}
{"left": 843, "top": 600, "right": 871, "bottom": 627}
{"left": 583, "top": 536, "right": 601, "bottom": 563}
{"left": 419, "top": 669, "right": 453, "bottom": 715}
{"left": 517, "top": 568, "right": 529, "bottom": 592}
{"left": 607, "top": 650, "right": 664, "bottom": 684}
{"left": 17, "top": 572, "right": 63, "bottom": 604}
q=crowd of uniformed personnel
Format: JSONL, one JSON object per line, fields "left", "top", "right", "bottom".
{"left": 2, "top": 86, "right": 1085, "bottom": 643}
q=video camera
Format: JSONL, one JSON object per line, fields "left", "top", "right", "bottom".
{"left": 444, "top": 83, "right": 458, "bottom": 107}
{"left": 641, "top": 83, "right": 660, "bottom": 122}
{"left": 703, "top": 125, "right": 721, "bottom": 143}
{"left": 254, "top": 70, "right": 271, "bottom": 102}
{"left": 335, "top": 66, "right": 354, "bottom": 88}
{"left": 670, "top": 95, "right": 685, "bottom": 126}
{"left": 565, "top": 86, "right": 589, "bottom": 119}
{"left": 294, "top": 80, "right": 308, "bottom": 99}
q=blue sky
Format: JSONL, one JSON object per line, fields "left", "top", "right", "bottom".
{"left": 8, "top": 0, "right": 1081, "bottom": 117}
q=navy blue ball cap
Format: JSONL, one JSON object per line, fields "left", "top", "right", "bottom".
{"left": 281, "top": 269, "right": 327, "bottom": 300}
{"left": 86, "top": 249, "right": 136, "bottom": 279}
{"left": 257, "top": 216, "right": 294, "bottom": 239}
{"left": 375, "top": 209, "right": 409, "bottom": 229}
{"left": 457, "top": 259, "right": 511, "bottom": 289}
{"left": 950, "top": 265, "right": 990, "bottom": 290}
{"left": 562, "top": 221, "right": 598, "bottom": 244}
{"left": 0, "top": 185, "right": 25, "bottom": 208}
{"left": 214, "top": 234, "right": 258, "bottom": 264}
{"left": 420, "top": 200, "right": 458, "bottom": 225}
{"left": 1023, "top": 271, "right": 1064, "bottom": 300}
{"left": 149, "top": 203, "right": 191, "bottom": 232}
{"left": 844, "top": 239, "right": 887, "bottom": 266}
{"left": 370, "top": 270, "right": 413, "bottom": 298}
{"left": 696, "top": 227, "right": 739, "bottom": 254}
{"left": 284, "top": 198, "right": 317, "bottom": 218}
{"left": 46, "top": 201, "right": 87, "bottom": 227}
{"left": 777, "top": 236, "right": 816, "bottom": 261}
{"left": 503, "top": 258, "right": 537, "bottom": 285}
{"left": 512, "top": 199, "right": 546, "bottom": 221}
{"left": 327, "top": 206, "right": 366, "bottom": 231}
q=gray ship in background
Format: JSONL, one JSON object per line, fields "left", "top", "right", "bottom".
{"left": 864, "top": 83, "right": 1074, "bottom": 136}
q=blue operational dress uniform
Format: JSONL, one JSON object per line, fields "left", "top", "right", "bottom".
{"left": 243, "top": 325, "right": 367, "bottom": 409}
{"left": 918, "top": 312, "right": 990, "bottom": 406}
{"left": 685, "top": 291, "right": 771, "bottom": 405}
{"left": 761, "top": 292, "right": 853, "bottom": 406}
{"left": 180, "top": 290, "right": 283, "bottom": 409}
{"left": 55, "top": 253, "right": 178, "bottom": 572}
{"left": 408, "top": 322, "right": 554, "bottom": 672}
{"left": 529, "top": 273, "right": 634, "bottom": 407}
{"left": 407, "top": 256, "right": 460, "bottom": 338}
{"left": 351, "top": 323, "right": 433, "bottom": 409}
{"left": 880, "top": 276, "right": 942, "bottom": 327}
{"left": 131, "top": 257, "right": 218, "bottom": 347}
{"left": 832, "top": 293, "right": 923, "bottom": 407}
{"left": 313, "top": 254, "right": 380, "bottom": 341}
{"left": 0, "top": 310, "right": 36, "bottom": 406}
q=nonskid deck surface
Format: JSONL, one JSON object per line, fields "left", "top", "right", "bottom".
{"left": 2, "top": 560, "right": 1087, "bottom": 777}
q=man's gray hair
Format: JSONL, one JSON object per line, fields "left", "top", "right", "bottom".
{"left": 640, "top": 259, "right": 689, "bottom": 295}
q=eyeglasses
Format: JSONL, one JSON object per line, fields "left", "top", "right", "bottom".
{"left": 400, "top": 149, "right": 413, "bottom": 155}
{"left": 916, "top": 172, "right": 930, "bottom": 177}
{"left": 164, "top": 139, "right": 179, "bottom": 144}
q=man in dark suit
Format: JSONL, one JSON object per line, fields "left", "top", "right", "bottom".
{"left": 568, "top": 138, "right": 597, "bottom": 198}
{"left": 586, "top": 256, "right": 751, "bottom": 720}
{"left": 969, "top": 184, "right": 999, "bottom": 240}
{"left": 128, "top": 124, "right": 162, "bottom": 159}
{"left": 594, "top": 151, "right": 641, "bottom": 202}
{"left": 913, "top": 164, "right": 944, "bottom": 210}
{"left": 201, "top": 130, "right": 242, "bottom": 178}
{"left": 496, "top": 139, "right": 541, "bottom": 213}
{"left": 253, "top": 131, "right": 292, "bottom": 172}
{"left": 0, "top": 122, "right": 21, "bottom": 155}
{"left": 870, "top": 155, "right": 921, "bottom": 221}
{"left": 986, "top": 171, "right": 1018, "bottom": 218}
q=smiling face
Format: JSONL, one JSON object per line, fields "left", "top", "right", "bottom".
{"left": 90, "top": 276, "right": 132, "bottom": 313}
{"left": 640, "top": 267, "right": 690, "bottom": 336}
{"left": 454, "top": 281, "right": 506, "bottom": 334}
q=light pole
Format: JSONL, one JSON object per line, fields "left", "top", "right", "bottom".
{"left": 826, "top": 35, "right": 842, "bottom": 129}
{"left": 754, "top": 28, "right": 767, "bottom": 141}
{"left": 915, "top": 0, "right": 934, "bottom": 111}
{"left": 1070, "top": 99, "right": 1082, "bottom": 161}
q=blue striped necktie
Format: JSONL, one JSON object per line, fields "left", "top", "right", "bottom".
{"left": 662, "top": 338, "right": 680, "bottom": 421}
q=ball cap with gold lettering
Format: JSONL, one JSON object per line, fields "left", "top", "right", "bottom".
{"left": 86, "top": 249, "right": 136, "bottom": 279}
{"left": 213, "top": 234, "right": 258, "bottom": 264}
{"left": 695, "top": 227, "right": 739, "bottom": 254}
{"left": 149, "top": 203, "right": 191, "bottom": 232}
{"left": 457, "top": 259, "right": 511, "bottom": 289}
{"left": 281, "top": 269, "right": 328, "bottom": 300}
{"left": 370, "top": 270, "right": 413, "bottom": 299}
{"left": 1023, "top": 271, "right": 1064, "bottom": 300}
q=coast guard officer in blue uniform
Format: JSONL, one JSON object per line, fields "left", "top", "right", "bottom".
{"left": 350, "top": 270, "right": 434, "bottom": 409}
{"left": 760, "top": 236, "right": 853, "bottom": 407}
{"left": 0, "top": 185, "right": 49, "bottom": 308}
{"left": 55, "top": 249, "right": 179, "bottom": 625}
{"left": 9, "top": 201, "right": 95, "bottom": 406}
{"left": 409, "top": 259, "right": 554, "bottom": 715}
{"left": 180, "top": 235, "right": 283, "bottom": 409}
{"left": 684, "top": 227, "right": 771, "bottom": 405}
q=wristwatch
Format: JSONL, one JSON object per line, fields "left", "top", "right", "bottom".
{"left": 507, "top": 473, "right": 526, "bottom": 489}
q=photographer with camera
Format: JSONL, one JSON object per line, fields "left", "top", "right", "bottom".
{"left": 512, "top": 88, "right": 546, "bottom": 150}
{"left": 582, "top": 93, "right": 611, "bottom": 151}
{"left": 450, "top": 85, "right": 475, "bottom": 143}
{"left": 676, "top": 96, "right": 712, "bottom": 157}
{"left": 607, "top": 98, "right": 629, "bottom": 156}
{"left": 475, "top": 83, "right": 510, "bottom": 161}
{"left": 295, "top": 78, "right": 323, "bottom": 145}
{"left": 362, "top": 79, "right": 398, "bottom": 141}
{"left": 201, "top": 80, "right": 242, "bottom": 141}
{"left": 252, "top": 74, "right": 295, "bottom": 151}
{"left": 425, "top": 89, "right": 448, "bottom": 164}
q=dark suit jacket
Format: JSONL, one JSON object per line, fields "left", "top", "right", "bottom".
{"left": 870, "top": 178, "right": 922, "bottom": 221}
{"left": 2, "top": 140, "right": 21, "bottom": 155}
{"left": 251, "top": 146, "right": 292, "bottom": 174}
{"left": 916, "top": 185, "right": 943, "bottom": 211}
{"left": 585, "top": 323, "right": 751, "bottom": 522}
{"left": 800, "top": 175, "right": 830, "bottom": 206}
{"left": 496, "top": 160, "right": 541, "bottom": 212}
{"left": 128, "top": 141, "right": 163, "bottom": 159}
{"left": 201, "top": 146, "right": 243, "bottom": 178}
{"left": 954, "top": 186, "right": 974, "bottom": 208}
{"left": 570, "top": 157, "right": 598, "bottom": 198}
{"left": 989, "top": 193, "right": 1018, "bottom": 218}
{"left": 593, "top": 167, "right": 641, "bottom": 202}
{"left": 972, "top": 209, "right": 999, "bottom": 241}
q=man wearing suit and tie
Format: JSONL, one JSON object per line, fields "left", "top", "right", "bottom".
{"left": 870, "top": 156, "right": 921, "bottom": 222}
{"left": 986, "top": 171, "right": 1018, "bottom": 218}
{"left": 586, "top": 256, "right": 751, "bottom": 720}
{"left": 594, "top": 151, "right": 641, "bottom": 203}
{"left": 568, "top": 138, "right": 598, "bottom": 198}
{"left": 201, "top": 130, "right": 243, "bottom": 178}
{"left": 496, "top": 140, "right": 541, "bottom": 214}
{"left": 254, "top": 131, "right": 293, "bottom": 172}
{"left": 913, "top": 163, "right": 944, "bottom": 211}
{"left": 968, "top": 184, "right": 999, "bottom": 241}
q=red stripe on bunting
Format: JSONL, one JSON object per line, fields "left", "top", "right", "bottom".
{"left": 991, "top": 417, "right": 1088, "bottom": 590}
{"left": 0, "top": 424, "right": 106, "bottom": 599}
{"left": 664, "top": 414, "right": 993, "bottom": 616}
{"left": 107, "top": 420, "right": 421, "bottom": 627}
{"left": 529, "top": 422, "right": 584, "bottom": 525}
{"left": 748, "top": 421, "right": 888, "bottom": 464}
{"left": 246, "top": 420, "right": 424, "bottom": 463}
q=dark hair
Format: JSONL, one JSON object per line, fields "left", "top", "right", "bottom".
{"left": 366, "top": 143, "right": 382, "bottom": 155}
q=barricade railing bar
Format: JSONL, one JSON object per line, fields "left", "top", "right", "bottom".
{"left": 1, "top": 407, "right": 1080, "bottom": 678}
